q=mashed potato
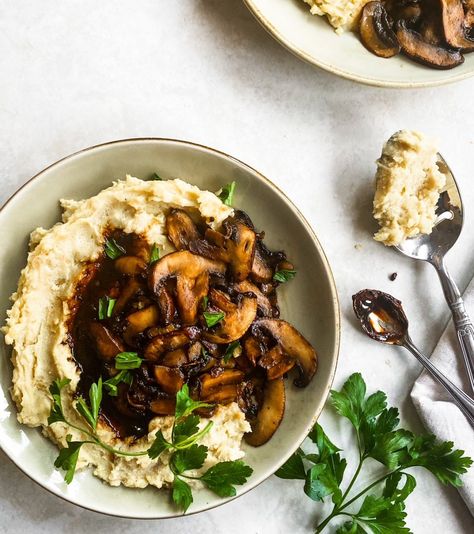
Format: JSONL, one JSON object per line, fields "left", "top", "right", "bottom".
{"left": 303, "top": 0, "right": 370, "bottom": 33}
{"left": 373, "top": 130, "right": 446, "bottom": 246}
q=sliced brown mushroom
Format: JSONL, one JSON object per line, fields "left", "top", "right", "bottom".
{"left": 439, "top": 0, "right": 474, "bottom": 50}
{"left": 113, "top": 278, "right": 144, "bottom": 315}
{"left": 245, "top": 378, "right": 285, "bottom": 446}
{"left": 115, "top": 255, "right": 147, "bottom": 276}
{"left": 123, "top": 305, "right": 160, "bottom": 346}
{"left": 199, "top": 368, "right": 245, "bottom": 398}
{"left": 165, "top": 209, "right": 201, "bottom": 250}
{"left": 161, "top": 348, "right": 188, "bottom": 367}
{"left": 204, "top": 288, "right": 257, "bottom": 344}
{"left": 258, "top": 345, "right": 296, "bottom": 381}
{"left": 149, "top": 251, "right": 226, "bottom": 324}
{"left": 154, "top": 366, "right": 185, "bottom": 394}
{"left": 89, "top": 322, "right": 125, "bottom": 361}
{"left": 396, "top": 20, "right": 464, "bottom": 68}
{"left": 243, "top": 336, "right": 264, "bottom": 366}
{"left": 189, "top": 218, "right": 256, "bottom": 282}
{"left": 149, "top": 397, "right": 176, "bottom": 415}
{"left": 253, "top": 319, "right": 317, "bottom": 387}
{"left": 144, "top": 331, "right": 190, "bottom": 361}
{"left": 250, "top": 246, "right": 274, "bottom": 283}
{"left": 360, "top": 2, "right": 401, "bottom": 58}
{"left": 155, "top": 286, "right": 176, "bottom": 325}
{"left": 234, "top": 280, "right": 274, "bottom": 317}
{"left": 202, "top": 384, "right": 239, "bottom": 404}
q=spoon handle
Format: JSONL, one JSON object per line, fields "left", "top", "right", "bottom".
{"left": 432, "top": 259, "right": 474, "bottom": 394}
{"left": 404, "top": 337, "right": 474, "bottom": 428}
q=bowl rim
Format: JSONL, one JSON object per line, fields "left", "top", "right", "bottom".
{"left": 243, "top": 0, "right": 474, "bottom": 89}
{"left": 0, "top": 137, "right": 341, "bottom": 519}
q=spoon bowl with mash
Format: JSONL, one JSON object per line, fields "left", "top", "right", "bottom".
{"left": 353, "top": 289, "right": 474, "bottom": 428}
{"left": 395, "top": 155, "right": 474, "bottom": 394}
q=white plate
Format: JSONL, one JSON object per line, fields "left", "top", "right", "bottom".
{"left": 244, "top": 0, "right": 474, "bottom": 88}
{"left": 0, "top": 138, "right": 340, "bottom": 518}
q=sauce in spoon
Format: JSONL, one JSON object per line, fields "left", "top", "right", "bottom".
{"left": 352, "top": 289, "right": 408, "bottom": 345}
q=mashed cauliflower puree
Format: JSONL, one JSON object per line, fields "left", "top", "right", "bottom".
{"left": 373, "top": 130, "right": 446, "bottom": 247}
{"left": 303, "top": 0, "right": 370, "bottom": 33}
{"left": 3, "top": 176, "right": 250, "bottom": 489}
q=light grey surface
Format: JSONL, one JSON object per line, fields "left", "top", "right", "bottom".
{"left": 0, "top": 1, "right": 473, "bottom": 532}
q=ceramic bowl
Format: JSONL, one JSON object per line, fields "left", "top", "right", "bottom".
{"left": 244, "top": 0, "right": 474, "bottom": 88}
{"left": 0, "top": 138, "right": 340, "bottom": 518}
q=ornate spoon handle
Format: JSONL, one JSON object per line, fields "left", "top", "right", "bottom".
{"left": 404, "top": 336, "right": 474, "bottom": 428}
{"left": 432, "top": 258, "right": 474, "bottom": 394}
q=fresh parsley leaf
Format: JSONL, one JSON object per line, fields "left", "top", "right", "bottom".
{"left": 115, "top": 352, "right": 143, "bottom": 370}
{"left": 203, "top": 311, "right": 225, "bottom": 328}
{"left": 171, "top": 444, "right": 208, "bottom": 475}
{"left": 217, "top": 181, "right": 236, "bottom": 206}
{"left": 273, "top": 269, "right": 297, "bottom": 283}
{"left": 383, "top": 472, "right": 416, "bottom": 503}
{"left": 404, "top": 436, "right": 473, "bottom": 486}
{"left": 369, "top": 429, "right": 413, "bottom": 470}
{"left": 76, "top": 378, "right": 102, "bottom": 430}
{"left": 356, "top": 500, "right": 410, "bottom": 534}
{"left": 104, "top": 238, "right": 126, "bottom": 259}
{"left": 223, "top": 340, "right": 241, "bottom": 364}
{"left": 152, "top": 172, "right": 163, "bottom": 181}
{"left": 48, "top": 378, "right": 70, "bottom": 425}
{"left": 309, "top": 423, "right": 341, "bottom": 459}
{"left": 275, "top": 451, "right": 306, "bottom": 480}
{"left": 149, "top": 243, "right": 160, "bottom": 265}
{"left": 172, "top": 476, "right": 193, "bottom": 512}
{"left": 103, "top": 370, "right": 132, "bottom": 396}
{"left": 201, "top": 295, "right": 208, "bottom": 310}
{"left": 336, "top": 521, "right": 366, "bottom": 534}
{"left": 148, "top": 430, "right": 171, "bottom": 459}
{"left": 330, "top": 373, "right": 368, "bottom": 430}
{"left": 54, "top": 435, "right": 84, "bottom": 484}
{"left": 175, "top": 384, "right": 211, "bottom": 420}
{"left": 304, "top": 463, "right": 341, "bottom": 503}
{"left": 174, "top": 414, "right": 200, "bottom": 445}
{"left": 200, "top": 460, "right": 253, "bottom": 498}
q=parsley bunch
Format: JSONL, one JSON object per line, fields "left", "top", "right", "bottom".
{"left": 276, "top": 373, "right": 472, "bottom": 533}
{"left": 48, "top": 380, "right": 252, "bottom": 511}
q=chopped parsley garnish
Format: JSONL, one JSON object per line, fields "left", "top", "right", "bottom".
{"left": 203, "top": 311, "right": 225, "bottom": 328}
{"left": 273, "top": 269, "right": 296, "bottom": 283}
{"left": 115, "top": 352, "right": 143, "bottom": 370}
{"left": 98, "top": 296, "right": 116, "bottom": 320}
{"left": 103, "top": 370, "right": 133, "bottom": 396}
{"left": 149, "top": 243, "right": 160, "bottom": 265}
{"left": 152, "top": 172, "right": 163, "bottom": 181}
{"left": 104, "top": 238, "right": 126, "bottom": 260}
{"left": 217, "top": 181, "right": 236, "bottom": 206}
{"left": 223, "top": 340, "right": 241, "bottom": 364}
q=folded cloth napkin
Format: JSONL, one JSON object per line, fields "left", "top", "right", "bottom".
{"left": 411, "top": 278, "right": 474, "bottom": 515}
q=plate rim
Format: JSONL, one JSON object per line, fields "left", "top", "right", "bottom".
{"left": 243, "top": 0, "right": 474, "bottom": 89}
{"left": 0, "top": 137, "right": 341, "bottom": 519}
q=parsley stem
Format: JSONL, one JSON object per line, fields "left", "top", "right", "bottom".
{"left": 338, "top": 468, "right": 402, "bottom": 513}
{"left": 338, "top": 455, "right": 365, "bottom": 506}
{"left": 315, "top": 511, "right": 341, "bottom": 533}
{"left": 174, "top": 421, "right": 213, "bottom": 449}
{"left": 64, "top": 419, "right": 149, "bottom": 457}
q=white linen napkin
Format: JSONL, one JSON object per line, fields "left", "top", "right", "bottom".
{"left": 411, "top": 278, "right": 474, "bottom": 515}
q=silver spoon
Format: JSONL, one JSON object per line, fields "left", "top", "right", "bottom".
{"left": 395, "top": 155, "right": 474, "bottom": 393}
{"left": 353, "top": 289, "right": 474, "bottom": 428}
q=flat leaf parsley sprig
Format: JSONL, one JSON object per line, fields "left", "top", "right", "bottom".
{"left": 276, "top": 373, "right": 472, "bottom": 533}
{"left": 48, "top": 379, "right": 252, "bottom": 511}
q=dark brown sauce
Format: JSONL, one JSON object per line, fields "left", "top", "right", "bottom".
{"left": 69, "top": 231, "right": 152, "bottom": 438}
